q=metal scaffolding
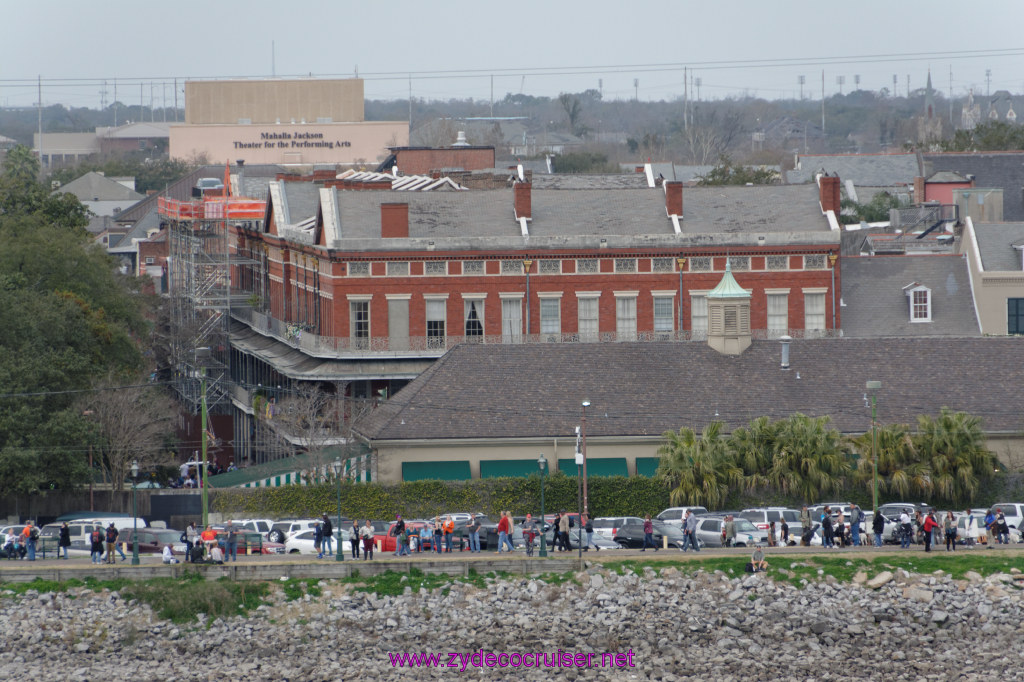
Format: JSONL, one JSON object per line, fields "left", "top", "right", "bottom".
{"left": 160, "top": 190, "right": 264, "bottom": 414}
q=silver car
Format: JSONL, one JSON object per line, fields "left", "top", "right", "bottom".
{"left": 694, "top": 516, "right": 767, "bottom": 548}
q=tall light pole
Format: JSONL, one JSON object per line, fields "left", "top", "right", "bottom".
{"left": 332, "top": 458, "right": 345, "bottom": 561}
{"left": 130, "top": 460, "right": 140, "bottom": 565}
{"left": 537, "top": 454, "right": 548, "bottom": 557}
{"left": 866, "top": 381, "right": 881, "bottom": 513}
{"left": 580, "top": 400, "right": 591, "bottom": 514}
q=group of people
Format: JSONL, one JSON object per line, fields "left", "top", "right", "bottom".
{"left": 2, "top": 521, "right": 40, "bottom": 561}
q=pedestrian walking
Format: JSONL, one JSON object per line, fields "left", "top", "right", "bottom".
{"left": 850, "top": 505, "right": 863, "bottom": 546}
{"left": 350, "top": 521, "right": 361, "bottom": 559}
{"left": 582, "top": 513, "right": 599, "bottom": 552}
{"left": 58, "top": 522, "right": 71, "bottom": 560}
{"left": 558, "top": 511, "right": 571, "bottom": 552}
{"left": 442, "top": 515, "right": 455, "bottom": 553}
{"left": 321, "top": 514, "right": 334, "bottom": 557}
{"left": 944, "top": 511, "right": 957, "bottom": 551}
{"left": 225, "top": 521, "right": 239, "bottom": 562}
{"left": 394, "top": 515, "right": 410, "bottom": 557}
{"left": 899, "top": 509, "right": 913, "bottom": 549}
{"left": 641, "top": 514, "right": 658, "bottom": 552}
{"left": 872, "top": 511, "right": 885, "bottom": 548}
{"left": 724, "top": 515, "right": 736, "bottom": 548}
{"left": 965, "top": 510, "right": 978, "bottom": 548}
{"left": 104, "top": 523, "right": 120, "bottom": 564}
{"left": 922, "top": 510, "right": 939, "bottom": 552}
{"left": 496, "top": 512, "right": 512, "bottom": 553}
{"left": 313, "top": 521, "right": 324, "bottom": 559}
{"left": 768, "top": 520, "right": 778, "bottom": 548}
{"left": 360, "top": 520, "right": 375, "bottom": 560}
{"left": 466, "top": 514, "right": 481, "bottom": 553}
{"left": 432, "top": 517, "right": 443, "bottom": 553}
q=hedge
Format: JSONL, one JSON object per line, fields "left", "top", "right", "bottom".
{"left": 210, "top": 472, "right": 672, "bottom": 520}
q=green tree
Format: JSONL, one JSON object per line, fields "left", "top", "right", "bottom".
{"left": 657, "top": 421, "right": 743, "bottom": 509}
{"left": 728, "top": 416, "right": 779, "bottom": 489}
{"left": 768, "top": 414, "right": 850, "bottom": 503}
{"left": 839, "top": 192, "right": 904, "bottom": 224}
{"left": 914, "top": 408, "right": 996, "bottom": 506}
{"left": 942, "top": 121, "right": 1024, "bottom": 152}
{"left": 0, "top": 145, "right": 90, "bottom": 230}
{"left": 696, "top": 155, "right": 778, "bottom": 186}
{"left": 851, "top": 423, "right": 932, "bottom": 500}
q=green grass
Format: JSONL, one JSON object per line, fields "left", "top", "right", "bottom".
{"left": 280, "top": 578, "right": 323, "bottom": 601}
{"left": 600, "top": 553, "right": 1024, "bottom": 589}
{"left": 340, "top": 567, "right": 517, "bottom": 597}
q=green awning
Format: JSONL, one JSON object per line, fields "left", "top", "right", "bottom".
{"left": 402, "top": 461, "right": 471, "bottom": 482}
{"left": 636, "top": 457, "right": 661, "bottom": 477}
{"left": 557, "top": 457, "right": 628, "bottom": 477}
{"left": 480, "top": 459, "right": 540, "bottom": 479}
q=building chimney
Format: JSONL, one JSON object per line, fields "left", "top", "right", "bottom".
{"left": 514, "top": 182, "right": 532, "bottom": 220}
{"left": 665, "top": 181, "right": 683, "bottom": 216}
{"left": 779, "top": 335, "right": 792, "bottom": 370}
{"left": 819, "top": 174, "right": 841, "bottom": 215}
{"left": 913, "top": 176, "right": 925, "bottom": 204}
{"left": 381, "top": 203, "right": 409, "bottom": 238}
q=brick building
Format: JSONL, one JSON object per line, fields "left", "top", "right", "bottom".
{"left": 223, "top": 172, "right": 844, "bottom": 466}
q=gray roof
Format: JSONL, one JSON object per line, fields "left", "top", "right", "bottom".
{"left": 54, "top": 172, "right": 144, "bottom": 202}
{"left": 354, "top": 337, "right": 1024, "bottom": 443}
{"left": 531, "top": 174, "right": 648, "bottom": 190}
{"left": 924, "top": 152, "right": 1024, "bottom": 221}
{"left": 306, "top": 184, "right": 833, "bottom": 247}
{"left": 787, "top": 153, "right": 920, "bottom": 186}
{"left": 840, "top": 256, "right": 979, "bottom": 337}
{"left": 972, "top": 222, "right": 1024, "bottom": 272}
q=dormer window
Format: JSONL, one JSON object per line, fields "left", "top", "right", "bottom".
{"left": 903, "top": 283, "right": 931, "bottom": 322}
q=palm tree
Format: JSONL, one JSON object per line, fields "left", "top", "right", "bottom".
{"left": 914, "top": 409, "right": 995, "bottom": 506}
{"left": 657, "top": 421, "right": 743, "bottom": 510}
{"left": 728, "top": 416, "right": 779, "bottom": 490}
{"left": 768, "top": 413, "right": 850, "bottom": 503}
{"left": 851, "top": 423, "right": 933, "bottom": 501}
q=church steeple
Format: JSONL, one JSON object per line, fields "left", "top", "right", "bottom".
{"left": 925, "top": 69, "right": 935, "bottom": 119}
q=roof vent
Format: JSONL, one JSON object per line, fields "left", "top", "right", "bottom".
{"left": 779, "top": 335, "right": 792, "bottom": 370}
{"left": 453, "top": 131, "right": 470, "bottom": 147}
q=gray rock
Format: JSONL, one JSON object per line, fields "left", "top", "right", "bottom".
{"left": 867, "top": 571, "right": 894, "bottom": 589}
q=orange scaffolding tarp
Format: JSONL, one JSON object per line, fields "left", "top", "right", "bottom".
{"left": 158, "top": 196, "right": 265, "bottom": 220}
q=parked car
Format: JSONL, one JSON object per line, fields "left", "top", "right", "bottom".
{"left": 877, "top": 503, "right": 932, "bottom": 520}
{"left": 739, "top": 508, "right": 803, "bottom": 542}
{"left": 285, "top": 528, "right": 352, "bottom": 554}
{"left": 592, "top": 516, "right": 644, "bottom": 541}
{"left": 693, "top": 516, "right": 767, "bottom": 548}
{"left": 990, "top": 503, "right": 1024, "bottom": 531}
{"left": 655, "top": 507, "right": 710, "bottom": 527}
{"left": 236, "top": 519, "right": 276, "bottom": 535}
{"left": 124, "top": 528, "right": 189, "bottom": 555}
{"left": 545, "top": 527, "right": 623, "bottom": 550}
{"left": 267, "top": 519, "right": 320, "bottom": 543}
{"left": 863, "top": 512, "right": 899, "bottom": 544}
{"left": 613, "top": 520, "right": 689, "bottom": 549}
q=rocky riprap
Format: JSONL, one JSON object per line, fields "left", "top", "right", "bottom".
{"left": 0, "top": 565, "right": 1022, "bottom": 681}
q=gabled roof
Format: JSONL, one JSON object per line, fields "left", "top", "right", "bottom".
{"left": 840, "top": 255, "right": 980, "bottom": 337}
{"left": 924, "top": 151, "right": 1024, "bottom": 221}
{"left": 787, "top": 152, "right": 920, "bottom": 186}
{"left": 53, "top": 171, "right": 144, "bottom": 202}
{"left": 354, "top": 337, "right": 1024, "bottom": 443}
{"left": 972, "top": 222, "right": 1024, "bottom": 271}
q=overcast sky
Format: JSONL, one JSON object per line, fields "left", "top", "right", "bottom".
{"left": 2, "top": 0, "right": 1022, "bottom": 109}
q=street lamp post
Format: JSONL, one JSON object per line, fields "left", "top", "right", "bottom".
{"left": 130, "top": 460, "right": 140, "bottom": 565}
{"left": 677, "top": 257, "right": 687, "bottom": 337}
{"left": 576, "top": 448, "right": 583, "bottom": 561}
{"left": 866, "top": 381, "right": 881, "bottom": 513}
{"left": 333, "top": 458, "right": 344, "bottom": 561}
{"left": 538, "top": 454, "right": 548, "bottom": 557}
{"left": 580, "top": 400, "right": 591, "bottom": 514}
{"left": 523, "top": 259, "right": 533, "bottom": 337}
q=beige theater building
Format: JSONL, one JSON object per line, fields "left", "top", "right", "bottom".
{"left": 169, "top": 78, "right": 407, "bottom": 166}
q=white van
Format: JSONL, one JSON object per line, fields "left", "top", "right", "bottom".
{"left": 655, "top": 507, "right": 710, "bottom": 527}
{"left": 992, "top": 503, "right": 1024, "bottom": 531}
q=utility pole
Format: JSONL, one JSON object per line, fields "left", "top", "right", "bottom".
{"left": 114, "top": 79, "right": 118, "bottom": 127}
{"left": 634, "top": 78, "right": 639, "bottom": 102}
{"left": 821, "top": 70, "right": 825, "bottom": 134}
{"left": 490, "top": 74, "right": 493, "bottom": 118}
{"left": 683, "top": 67, "right": 688, "bottom": 131}
{"left": 867, "top": 381, "right": 881, "bottom": 513}
{"left": 986, "top": 69, "right": 991, "bottom": 97}
{"left": 798, "top": 75, "right": 805, "bottom": 101}
{"left": 37, "top": 75, "right": 42, "bottom": 171}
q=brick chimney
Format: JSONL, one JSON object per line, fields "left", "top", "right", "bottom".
{"left": 819, "top": 174, "right": 841, "bottom": 215}
{"left": 381, "top": 203, "right": 409, "bottom": 238}
{"left": 913, "top": 176, "right": 925, "bottom": 204}
{"left": 514, "top": 182, "right": 532, "bottom": 220}
{"left": 665, "top": 181, "right": 683, "bottom": 216}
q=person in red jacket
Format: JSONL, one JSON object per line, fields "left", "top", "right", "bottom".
{"left": 921, "top": 510, "right": 939, "bottom": 552}
{"left": 496, "top": 512, "right": 511, "bottom": 553}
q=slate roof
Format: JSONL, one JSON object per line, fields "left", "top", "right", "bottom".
{"left": 924, "top": 152, "right": 1024, "bottom": 221}
{"left": 787, "top": 152, "right": 920, "bottom": 186}
{"left": 308, "top": 184, "right": 832, "bottom": 244}
{"left": 972, "top": 222, "right": 1024, "bottom": 271}
{"left": 840, "top": 256, "right": 979, "bottom": 337}
{"left": 531, "top": 174, "right": 649, "bottom": 190}
{"left": 354, "top": 337, "right": 1024, "bottom": 443}
{"left": 53, "top": 171, "right": 144, "bottom": 202}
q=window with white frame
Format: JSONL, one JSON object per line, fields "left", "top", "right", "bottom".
{"left": 463, "top": 260, "right": 484, "bottom": 275}
{"left": 350, "top": 299, "right": 370, "bottom": 349}
{"left": 614, "top": 258, "right": 637, "bottom": 273}
{"left": 690, "top": 294, "right": 708, "bottom": 333}
{"left": 425, "top": 298, "right": 446, "bottom": 348}
{"left": 539, "top": 259, "right": 561, "bottom": 274}
{"left": 766, "top": 292, "right": 789, "bottom": 333}
{"left": 652, "top": 258, "right": 674, "bottom": 273}
{"left": 804, "top": 291, "right": 826, "bottom": 331}
{"left": 653, "top": 296, "right": 675, "bottom": 332}
{"left": 577, "top": 296, "right": 599, "bottom": 341}
{"left": 145, "top": 256, "right": 155, "bottom": 265}
{"left": 425, "top": 261, "right": 447, "bottom": 276}
{"left": 803, "top": 254, "right": 827, "bottom": 270}
{"left": 539, "top": 297, "right": 561, "bottom": 337}
{"left": 386, "top": 261, "right": 409, "bottom": 277}
{"left": 464, "top": 298, "right": 484, "bottom": 337}
{"left": 616, "top": 295, "right": 637, "bottom": 340}
{"left": 501, "top": 297, "right": 523, "bottom": 342}
{"left": 905, "top": 285, "right": 932, "bottom": 322}
{"left": 690, "top": 257, "right": 712, "bottom": 272}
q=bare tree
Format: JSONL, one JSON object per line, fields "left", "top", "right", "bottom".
{"left": 678, "top": 111, "right": 744, "bottom": 165}
{"left": 260, "top": 385, "right": 345, "bottom": 484}
{"left": 79, "top": 376, "right": 176, "bottom": 494}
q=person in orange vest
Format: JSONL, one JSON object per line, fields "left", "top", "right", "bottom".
{"left": 200, "top": 525, "right": 218, "bottom": 555}
{"left": 442, "top": 516, "right": 455, "bottom": 552}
